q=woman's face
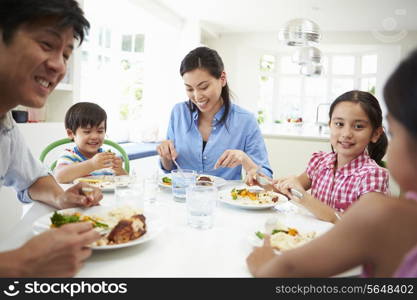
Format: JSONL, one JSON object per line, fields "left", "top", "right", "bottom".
{"left": 387, "top": 114, "right": 417, "bottom": 192}
{"left": 182, "top": 68, "right": 226, "bottom": 115}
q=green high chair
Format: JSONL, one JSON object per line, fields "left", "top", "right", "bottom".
{"left": 39, "top": 138, "right": 130, "bottom": 173}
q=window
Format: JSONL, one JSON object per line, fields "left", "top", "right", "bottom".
{"left": 260, "top": 52, "right": 378, "bottom": 125}
{"left": 80, "top": 0, "right": 145, "bottom": 121}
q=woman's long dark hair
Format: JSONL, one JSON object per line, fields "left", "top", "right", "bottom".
{"left": 384, "top": 49, "right": 417, "bottom": 144}
{"left": 329, "top": 90, "right": 388, "bottom": 166}
{"left": 180, "top": 47, "right": 231, "bottom": 128}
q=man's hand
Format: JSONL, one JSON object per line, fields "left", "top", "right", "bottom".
{"left": 18, "top": 222, "right": 100, "bottom": 277}
{"left": 56, "top": 182, "right": 103, "bottom": 209}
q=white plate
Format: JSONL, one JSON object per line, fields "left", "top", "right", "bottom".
{"left": 32, "top": 206, "right": 165, "bottom": 250}
{"left": 158, "top": 174, "right": 228, "bottom": 190}
{"left": 219, "top": 188, "right": 288, "bottom": 210}
{"left": 248, "top": 213, "right": 333, "bottom": 248}
{"left": 159, "top": 174, "right": 173, "bottom": 189}
{"left": 74, "top": 175, "right": 132, "bottom": 192}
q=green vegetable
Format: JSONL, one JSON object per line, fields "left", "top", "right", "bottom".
{"left": 50, "top": 212, "right": 80, "bottom": 227}
{"left": 50, "top": 212, "right": 108, "bottom": 228}
{"left": 162, "top": 176, "right": 172, "bottom": 184}
{"left": 271, "top": 229, "right": 288, "bottom": 235}
{"left": 255, "top": 231, "right": 265, "bottom": 240}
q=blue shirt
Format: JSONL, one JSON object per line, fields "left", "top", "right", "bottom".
{"left": 0, "top": 112, "right": 49, "bottom": 203}
{"left": 162, "top": 102, "right": 273, "bottom": 180}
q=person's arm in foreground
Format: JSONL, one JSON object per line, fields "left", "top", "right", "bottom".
{"left": 247, "top": 196, "right": 390, "bottom": 277}
{"left": 0, "top": 222, "right": 100, "bottom": 277}
{"left": 28, "top": 175, "right": 102, "bottom": 209}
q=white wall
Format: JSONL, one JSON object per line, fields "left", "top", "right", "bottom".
{"left": 205, "top": 30, "right": 417, "bottom": 113}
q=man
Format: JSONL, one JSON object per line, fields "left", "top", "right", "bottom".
{"left": 0, "top": 0, "right": 102, "bottom": 277}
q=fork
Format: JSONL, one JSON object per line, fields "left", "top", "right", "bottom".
{"left": 172, "top": 158, "right": 186, "bottom": 178}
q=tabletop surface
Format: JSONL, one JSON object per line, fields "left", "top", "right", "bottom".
{"left": 0, "top": 181, "right": 361, "bottom": 278}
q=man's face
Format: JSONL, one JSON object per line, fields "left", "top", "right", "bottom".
{"left": 0, "top": 17, "right": 75, "bottom": 110}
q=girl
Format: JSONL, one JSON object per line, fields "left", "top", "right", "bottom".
{"left": 246, "top": 49, "right": 417, "bottom": 278}
{"left": 156, "top": 47, "right": 272, "bottom": 180}
{"left": 272, "top": 91, "right": 389, "bottom": 223}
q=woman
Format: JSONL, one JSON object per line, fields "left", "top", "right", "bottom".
{"left": 157, "top": 47, "right": 272, "bottom": 180}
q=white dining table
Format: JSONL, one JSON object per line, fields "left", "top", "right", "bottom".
{"left": 0, "top": 181, "right": 361, "bottom": 277}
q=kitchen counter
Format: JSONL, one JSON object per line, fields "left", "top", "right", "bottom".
{"left": 261, "top": 123, "right": 330, "bottom": 141}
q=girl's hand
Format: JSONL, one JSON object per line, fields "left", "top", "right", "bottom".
{"left": 246, "top": 235, "right": 276, "bottom": 277}
{"left": 273, "top": 176, "right": 305, "bottom": 199}
{"left": 244, "top": 168, "right": 272, "bottom": 189}
{"left": 90, "top": 152, "right": 114, "bottom": 170}
{"left": 156, "top": 140, "right": 177, "bottom": 161}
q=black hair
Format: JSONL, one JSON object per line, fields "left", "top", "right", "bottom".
{"left": 384, "top": 49, "right": 417, "bottom": 143}
{"left": 0, "top": 0, "right": 89, "bottom": 45}
{"left": 329, "top": 90, "right": 388, "bottom": 166}
{"left": 65, "top": 102, "right": 107, "bottom": 135}
{"left": 180, "top": 46, "right": 231, "bottom": 128}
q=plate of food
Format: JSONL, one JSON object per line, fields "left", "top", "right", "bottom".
{"left": 74, "top": 175, "right": 132, "bottom": 192}
{"left": 32, "top": 205, "right": 165, "bottom": 250}
{"left": 249, "top": 214, "right": 333, "bottom": 252}
{"left": 219, "top": 186, "right": 287, "bottom": 209}
{"left": 159, "top": 173, "right": 227, "bottom": 190}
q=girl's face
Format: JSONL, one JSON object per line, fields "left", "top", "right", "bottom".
{"left": 67, "top": 121, "right": 106, "bottom": 158}
{"left": 182, "top": 68, "right": 226, "bottom": 115}
{"left": 329, "top": 102, "right": 382, "bottom": 162}
{"left": 387, "top": 114, "right": 417, "bottom": 192}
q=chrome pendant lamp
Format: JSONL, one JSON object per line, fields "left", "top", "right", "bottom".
{"left": 278, "top": 18, "right": 321, "bottom": 46}
{"left": 292, "top": 46, "right": 321, "bottom": 65}
{"left": 300, "top": 63, "right": 322, "bottom": 77}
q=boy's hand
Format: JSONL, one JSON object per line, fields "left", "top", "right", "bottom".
{"left": 90, "top": 152, "right": 115, "bottom": 170}
{"left": 112, "top": 157, "right": 126, "bottom": 175}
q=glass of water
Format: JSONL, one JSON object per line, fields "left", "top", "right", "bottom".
{"left": 114, "top": 182, "right": 144, "bottom": 210}
{"left": 171, "top": 169, "right": 196, "bottom": 201}
{"left": 186, "top": 181, "right": 218, "bottom": 230}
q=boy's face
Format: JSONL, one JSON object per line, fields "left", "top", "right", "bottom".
{"left": 0, "top": 17, "right": 74, "bottom": 113}
{"left": 67, "top": 121, "right": 106, "bottom": 158}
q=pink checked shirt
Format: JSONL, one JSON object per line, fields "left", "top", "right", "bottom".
{"left": 306, "top": 151, "right": 389, "bottom": 212}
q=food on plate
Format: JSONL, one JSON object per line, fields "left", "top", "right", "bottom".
{"left": 197, "top": 175, "right": 213, "bottom": 182}
{"left": 230, "top": 188, "right": 281, "bottom": 205}
{"left": 50, "top": 211, "right": 108, "bottom": 229}
{"left": 50, "top": 206, "right": 147, "bottom": 246}
{"left": 161, "top": 176, "right": 172, "bottom": 186}
{"left": 255, "top": 221, "right": 316, "bottom": 251}
{"left": 74, "top": 175, "right": 130, "bottom": 189}
{"left": 81, "top": 187, "right": 94, "bottom": 197}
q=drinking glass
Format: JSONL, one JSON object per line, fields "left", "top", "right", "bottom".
{"left": 171, "top": 169, "right": 196, "bottom": 201}
{"left": 114, "top": 182, "right": 144, "bottom": 210}
{"left": 186, "top": 181, "right": 218, "bottom": 230}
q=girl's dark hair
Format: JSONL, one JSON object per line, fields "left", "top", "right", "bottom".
{"left": 65, "top": 102, "right": 107, "bottom": 135}
{"left": 180, "top": 47, "right": 231, "bottom": 127}
{"left": 0, "top": 0, "right": 89, "bottom": 45}
{"left": 329, "top": 90, "right": 388, "bottom": 165}
{"left": 384, "top": 49, "right": 417, "bottom": 142}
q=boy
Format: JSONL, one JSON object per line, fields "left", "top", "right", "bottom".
{"left": 55, "top": 102, "right": 127, "bottom": 183}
